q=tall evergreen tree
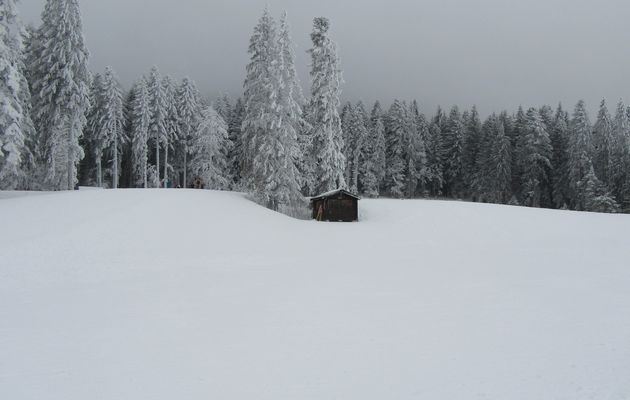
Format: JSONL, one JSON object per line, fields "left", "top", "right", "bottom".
{"left": 359, "top": 101, "right": 386, "bottom": 197}
{"left": 0, "top": 0, "right": 33, "bottom": 189}
{"left": 130, "top": 78, "right": 150, "bottom": 188}
{"left": 384, "top": 100, "right": 407, "bottom": 197}
{"left": 462, "top": 105, "right": 482, "bottom": 197}
{"left": 29, "top": 0, "right": 90, "bottom": 190}
{"left": 227, "top": 98, "right": 245, "bottom": 188}
{"left": 190, "top": 106, "right": 229, "bottom": 190}
{"left": 308, "top": 17, "right": 346, "bottom": 194}
{"left": 84, "top": 73, "right": 106, "bottom": 186}
{"left": 550, "top": 104, "right": 571, "bottom": 208}
{"left": 442, "top": 106, "right": 465, "bottom": 197}
{"left": 405, "top": 100, "right": 428, "bottom": 197}
{"left": 610, "top": 100, "right": 630, "bottom": 210}
{"left": 99, "top": 66, "right": 125, "bottom": 189}
{"left": 593, "top": 99, "right": 614, "bottom": 185}
{"left": 161, "top": 75, "right": 179, "bottom": 187}
{"left": 147, "top": 66, "right": 167, "bottom": 187}
{"left": 242, "top": 9, "right": 303, "bottom": 210}
{"left": 568, "top": 100, "right": 594, "bottom": 210}
{"left": 176, "top": 77, "right": 200, "bottom": 189}
{"left": 520, "top": 108, "right": 552, "bottom": 207}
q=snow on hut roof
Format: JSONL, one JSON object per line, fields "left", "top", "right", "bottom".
{"left": 310, "top": 189, "right": 361, "bottom": 201}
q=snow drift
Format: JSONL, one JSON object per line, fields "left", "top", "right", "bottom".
{"left": 1, "top": 189, "right": 629, "bottom": 400}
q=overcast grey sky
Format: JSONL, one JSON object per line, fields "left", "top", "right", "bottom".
{"left": 21, "top": 0, "right": 630, "bottom": 115}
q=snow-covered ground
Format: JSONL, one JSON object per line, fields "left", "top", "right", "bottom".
{"left": 1, "top": 189, "right": 630, "bottom": 400}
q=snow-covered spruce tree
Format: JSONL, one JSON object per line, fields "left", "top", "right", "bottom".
{"left": 84, "top": 73, "right": 106, "bottom": 186}
{"left": 277, "top": 11, "right": 308, "bottom": 195}
{"left": 190, "top": 105, "right": 229, "bottom": 190}
{"left": 358, "top": 101, "right": 386, "bottom": 197}
{"left": 384, "top": 100, "right": 407, "bottom": 198}
{"left": 241, "top": 8, "right": 278, "bottom": 189}
{"left": 609, "top": 100, "right": 630, "bottom": 211}
{"left": 0, "top": 0, "right": 34, "bottom": 190}
{"left": 422, "top": 110, "right": 444, "bottom": 198}
{"left": 520, "top": 108, "right": 552, "bottom": 208}
{"left": 473, "top": 114, "right": 497, "bottom": 201}
{"left": 462, "top": 105, "right": 482, "bottom": 198}
{"left": 593, "top": 99, "right": 614, "bottom": 186}
{"left": 406, "top": 100, "right": 429, "bottom": 198}
{"left": 161, "top": 75, "right": 179, "bottom": 187}
{"left": 227, "top": 97, "right": 245, "bottom": 189}
{"left": 579, "top": 163, "right": 619, "bottom": 213}
{"left": 347, "top": 102, "right": 369, "bottom": 193}
{"left": 99, "top": 66, "right": 125, "bottom": 189}
{"left": 241, "top": 9, "right": 303, "bottom": 211}
{"left": 510, "top": 106, "right": 527, "bottom": 199}
{"left": 441, "top": 105, "right": 465, "bottom": 198}
{"left": 147, "top": 66, "right": 167, "bottom": 187}
{"left": 176, "top": 77, "right": 200, "bottom": 189}
{"left": 129, "top": 79, "right": 150, "bottom": 188}
{"left": 213, "top": 93, "right": 232, "bottom": 123}
{"left": 550, "top": 104, "right": 571, "bottom": 208}
{"left": 493, "top": 119, "right": 512, "bottom": 203}
{"left": 28, "top": 0, "right": 90, "bottom": 190}
{"left": 308, "top": 17, "right": 346, "bottom": 194}
{"left": 568, "top": 100, "right": 594, "bottom": 210}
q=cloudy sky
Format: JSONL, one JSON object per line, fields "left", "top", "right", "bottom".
{"left": 21, "top": 0, "right": 630, "bottom": 115}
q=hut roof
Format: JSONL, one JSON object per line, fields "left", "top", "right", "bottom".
{"left": 310, "top": 189, "right": 360, "bottom": 202}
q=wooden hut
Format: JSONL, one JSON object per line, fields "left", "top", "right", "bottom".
{"left": 310, "top": 189, "right": 360, "bottom": 222}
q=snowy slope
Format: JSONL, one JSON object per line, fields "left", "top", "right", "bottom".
{"left": 1, "top": 189, "right": 630, "bottom": 400}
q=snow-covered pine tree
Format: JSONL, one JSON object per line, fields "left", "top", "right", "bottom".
{"left": 242, "top": 9, "right": 303, "bottom": 210}
{"left": 129, "top": 78, "right": 150, "bottom": 188}
{"left": 406, "top": 100, "right": 428, "bottom": 198}
{"left": 241, "top": 8, "right": 279, "bottom": 188}
{"left": 579, "top": 163, "right": 619, "bottom": 213}
{"left": 213, "top": 93, "right": 232, "bottom": 123}
{"left": 520, "top": 108, "right": 552, "bottom": 208}
{"left": 277, "top": 11, "right": 308, "bottom": 194}
{"left": 358, "top": 101, "right": 386, "bottom": 197}
{"left": 308, "top": 17, "right": 346, "bottom": 194}
{"left": 383, "top": 100, "right": 405, "bottom": 197}
{"left": 493, "top": 119, "right": 512, "bottom": 203}
{"left": 462, "top": 105, "right": 482, "bottom": 197}
{"left": 227, "top": 97, "right": 245, "bottom": 188}
{"left": 190, "top": 105, "right": 229, "bottom": 190}
{"left": 593, "top": 99, "right": 614, "bottom": 186}
{"left": 610, "top": 100, "right": 630, "bottom": 211}
{"left": 473, "top": 114, "right": 497, "bottom": 201}
{"left": 421, "top": 108, "right": 444, "bottom": 198}
{"left": 176, "top": 77, "right": 200, "bottom": 189}
{"left": 550, "top": 104, "right": 571, "bottom": 208}
{"left": 99, "top": 66, "right": 125, "bottom": 189}
{"left": 161, "top": 75, "right": 179, "bottom": 187}
{"left": 347, "top": 102, "right": 369, "bottom": 194}
{"left": 441, "top": 105, "right": 464, "bottom": 198}
{"left": 147, "top": 66, "right": 167, "bottom": 187}
{"left": 84, "top": 73, "right": 106, "bottom": 186}
{"left": 0, "top": 0, "right": 34, "bottom": 190}
{"left": 28, "top": 0, "right": 90, "bottom": 190}
{"left": 568, "top": 100, "right": 594, "bottom": 210}
{"left": 341, "top": 101, "right": 353, "bottom": 181}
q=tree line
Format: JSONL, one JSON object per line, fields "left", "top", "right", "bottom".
{"left": 1, "top": 0, "right": 629, "bottom": 214}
